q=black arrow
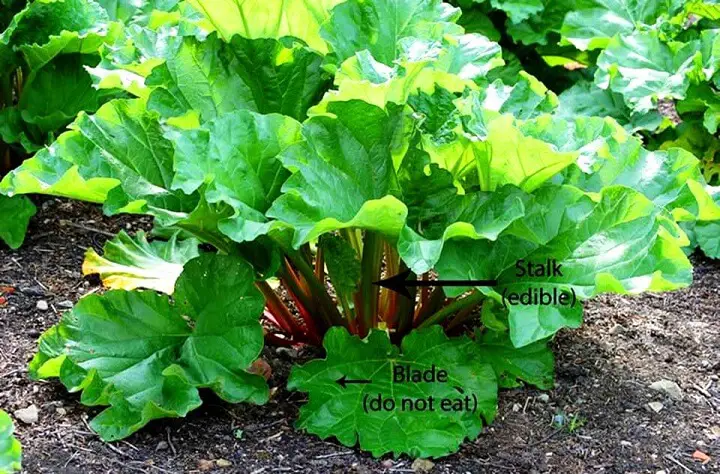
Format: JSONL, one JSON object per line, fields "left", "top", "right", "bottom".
{"left": 373, "top": 269, "right": 498, "bottom": 299}
{"left": 336, "top": 375, "right": 372, "bottom": 388}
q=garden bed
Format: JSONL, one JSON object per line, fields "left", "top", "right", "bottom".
{"left": 1, "top": 198, "right": 718, "bottom": 473}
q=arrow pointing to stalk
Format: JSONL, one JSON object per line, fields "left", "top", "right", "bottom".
{"left": 373, "top": 269, "right": 498, "bottom": 299}
{"left": 336, "top": 375, "right": 372, "bottom": 388}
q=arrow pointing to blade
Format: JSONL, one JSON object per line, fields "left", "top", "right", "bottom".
{"left": 373, "top": 269, "right": 498, "bottom": 299}
{"left": 336, "top": 375, "right": 372, "bottom": 388}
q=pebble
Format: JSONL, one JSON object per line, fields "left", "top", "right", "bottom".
{"left": 411, "top": 458, "right": 435, "bottom": 472}
{"left": 609, "top": 323, "right": 625, "bottom": 335}
{"left": 620, "top": 440, "right": 632, "bottom": 447}
{"left": 57, "top": 300, "right": 73, "bottom": 309}
{"left": 36, "top": 300, "right": 49, "bottom": 311}
{"left": 646, "top": 402, "right": 664, "bottom": 413}
{"left": 14, "top": 405, "right": 39, "bottom": 424}
{"left": 156, "top": 441, "right": 169, "bottom": 451}
{"left": 512, "top": 403, "right": 522, "bottom": 412}
{"left": 537, "top": 394, "right": 550, "bottom": 403}
{"left": 55, "top": 407, "right": 67, "bottom": 416}
{"left": 381, "top": 459, "right": 394, "bottom": 468}
{"left": 215, "top": 459, "right": 232, "bottom": 468}
{"left": 649, "top": 379, "right": 683, "bottom": 401}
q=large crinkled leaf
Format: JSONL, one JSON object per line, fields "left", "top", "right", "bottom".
{"left": 477, "top": 329, "right": 554, "bottom": 389}
{"left": 311, "top": 34, "right": 502, "bottom": 114}
{"left": 19, "top": 54, "right": 122, "bottom": 134}
{"left": 187, "top": 0, "right": 343, "bottom": 53}
{"left": 504, "top": 0, "right": 572, "bottom": 46}
{"left": 397, "top": 151, "right": 530, "bottom": 273}
{"left": 0, "top": 195, "right": 36, "bottom": 250}
{"left": 4, "top": 0, "right": 121, "bottom": 71}
{"left": 288, "top": 326, "right": 497, "bottom": 458}
{"left": 29, "top": 253, "right": 268, "bottom": 441}
{"left": 321, "top": 0, "right": 462, "bottom": 65}
{"left": 468, "top": 114, "right": 579, "bottom": 192}
{"left": 267, "top": 101, "right": 409, "bottom": 247}
{"left": 558, "top": 136, "right": 720, "bottom": 223}
{"left": 489, "top": 0, "right": 544, "bottom": 23}
{"left": 437, "top": 186, "right": 692, "bottom": 347}
{"left": 168, "top": 110, "right": 302, "bottom": 242}
{"left": 67, "top": 98, "right": 198, "bottom": 223}
{"left": 595, "top": 31, "right": 704, "bottom": 114}
{"left": 560, "top": 0, "right": 685, "bottom": 50}
{"left": 86, "top": 22, "right": 182, "bottom": 98}
{"left": 82, "top": 230, "right": 200, "bottom": 294}
{"left": 0, "top": 135, "right": 118, "bottom": 203}
{"left": 0, "top": 410, "right": 22, "bottom": 474}
{"left": 556, "top": 80, "right": 664, "bottom": 133}
{"left": 146, "top": 34, "right": 329, "bottom": 122}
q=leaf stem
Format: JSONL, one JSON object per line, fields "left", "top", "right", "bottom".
{"left": 358, "top": 230, "right": 383, "bottom": 336}
{"left": 284, "top": 248, "right": 346, "bottom": 330}
{"left": 417, "top": 291, "right": 484, "bottom": 329}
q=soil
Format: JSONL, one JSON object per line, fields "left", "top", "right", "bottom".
{"left": 1, "top": 198, "right": 719, "bottom": 474}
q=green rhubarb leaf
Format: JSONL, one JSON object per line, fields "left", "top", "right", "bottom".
{"left": 477, "top": 329, "right": 554, "bottom": 389}
{"left": 173, "top": 253, "right": 268, "bottom": 404}
{"left": 561, "top": 0, "right": 685, "bottom": 50}
{"left": 490, "top": 0, "right": 544, "bottom": 23}
{"left": 29, "top": 253, "right": 268, "bottom": 441}
{"left": 321, "top": 0, "right": 462, "bottom": 65}
{"left": 146, "top": 34, "right": 329, "bottom": 122}
{"left": 558, "top": 136, "right": 720, "bottom": 223}
{"left": 0, "top": 134, "right": 118, "bottom": 203}
{"left": 0, "top": 410, "right": 22, "bottom": 474}
{"left": 82, "top": 230, "right": 200, "bottom": 294}
{"left": 267, "top": 100, "right": 409, "bottom": 246}
{"left": 70, "top": 98, "right": 199, "bottom": 223}
{"left": 595, "top": 31, "right": 704, "bottom": 114}
{"left": 311, "top": 34, "right": 502, "bottom": 114}
{"left": 397, "top": 151, "right": 529, "bottom": 273}
{"left": 19, "top": 54, "right": 122, "bottom": 134}
{"left": 169, "top": 110, "right": 302, "bottom": 243}
{"left": 187, "top": 0, "right": 343, "bottom": 53}
{"left": 288, "top": 326, "right": 497, "bottom": 458}
{"left": 437, "top": 186, "right": 692, "bottom": 347}
{"left": 556, "top": 80, "right": 664, "bottom": 133}
{"left": 0, "top": 195, "right": 36, "bottom": 250}
{"left": 6, "top": 0, "right": 120, "bottom": 70}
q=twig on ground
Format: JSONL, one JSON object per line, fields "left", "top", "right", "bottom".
{"left": 59, "top": 219, "right": 115, "bottom": 238}
{"left": 664, "top": 455, "right": 692, "bottom": 473}
{"left": 314, "top": 451, "right": 354, "bottom": 459}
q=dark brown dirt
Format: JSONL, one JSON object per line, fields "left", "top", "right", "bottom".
{"left": 1, "top": 198, "right": 718, "bottom": 474}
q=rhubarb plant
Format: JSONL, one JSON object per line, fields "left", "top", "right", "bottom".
{"left": 2, "top": 0, "right": 718, "bottom": 459}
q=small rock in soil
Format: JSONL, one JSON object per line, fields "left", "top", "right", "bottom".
{"left": 55, "top": 407, "right": 67, "bottom": 416}
{"left": 36, "top": 300, "right": 49, "bottom": 311}
{"left": 156, "top": 441, "right": 169, "bottom": 451}
{"left": 609, "top": 323, "right": 625, "bottom": 335}
{"left": 646, "top": 402, "right": 664, "bottom": 413}
{"left": 14, "top": 404, "right": 39, "bottom": 424}
{"left": 20, "top": 286, "right": 45, "bottom": 297}
{"left": 215, "top": 459, "right": 232, "bottom": 468}
{"left": 538, "top": 393, "right": 550, "bottom": 403}
{"left": 649, "top": 379, "right": 683, "bottom": 401}
{"left": 381, "top": 459, "right": 394, "bottom": 468}
{"left": 57, "top": 300, "right": 73, "bottom": 308}
{"left": 512, "top": 403, "right": 522, "bottom": 412}
{"left": 411, "top": 458, "right": 434, "bottom": 472}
